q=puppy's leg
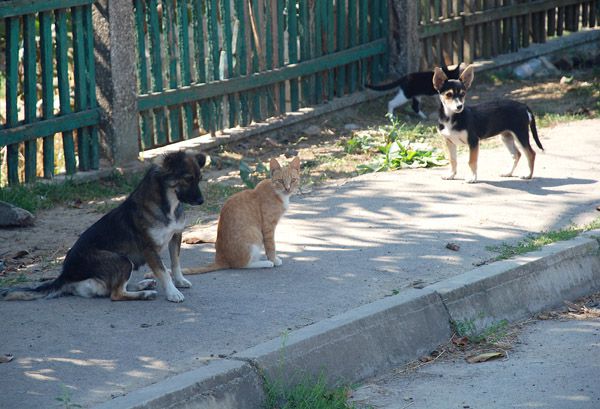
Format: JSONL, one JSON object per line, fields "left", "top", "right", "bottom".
{"left": 500, "top": 132, "right": 521, "bottom": 177}
{"left": 109, "top": 255, "right": 157, "bottom": 301}
{"left": 514, "top": 128, "right": 536, "bottom": 179}
{"left": 127, "top": 279, "right": 157, "bottom": 291}
{"left": 521, "top": 146, "right": 536, "bottom": 179}
{"left": 412, "top": 97, "right": 427, "bottom": 119}
{"left": 442, "top": 138, "right": 458, "bottom": 180}
{"left": 169, "top": 232, "right": 192, "bottom": 288}
{"left": 387, "top": 90, "right": 408, "bottom": 116}
{"left": 467, "top": 144, "right": 479, "bottom": 183}
{"left": 144, "top": 249, "right": 185, "bottom": 302}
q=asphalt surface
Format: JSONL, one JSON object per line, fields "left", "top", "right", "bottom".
{"left": 351, "top": 316, "right": 600, "bottom": 409}
{"left": 0, "top": 119, "right": 599, "bottom": 409}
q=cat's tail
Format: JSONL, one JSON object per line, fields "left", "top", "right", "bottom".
{"left": 0, "top": 277, "right": 65, "bottom": 301}
{"left": 183, "top": 262, "right": 228, "bottom": 275}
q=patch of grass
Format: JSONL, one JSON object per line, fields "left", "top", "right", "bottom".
{"left": 452, "top": 315, "right": 509, "bottom": 344}
{"left": 0, "top": 172, "right": 142, "bottom": 213}
{"left": 56, "top": 385, "right": 82, "bottom": 409}
{"left": 343, "top": 134, "right": 376, "bottom": 154}
{"left": 0, "top": 274, "right": 28, "bottom": 287}
{"left": 487, "top": 217, "right": 600, "bottom": 261}
{"left": 201, "top": 182, "right": 244, "bottom": 214}
{"left": 536, "top": 112, "right": 591, "bottom": 128}
{"left": 264, "top": 373, "right": 358, "bottom": 409}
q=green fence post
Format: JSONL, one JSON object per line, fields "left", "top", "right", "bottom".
{"left": 134, "top": 0, "right": 153, "bottom": 149}
{"left": 288, "top": 0, "right": 299, "bottom": 111}
{"left": 5, "top": 16, "right": 20, "bottom": 185}
{"left": 23, "top": 13, "right": 38, "bottom": 182}
{"left": 40, "top": 11, "right": 55, "bottom": 179}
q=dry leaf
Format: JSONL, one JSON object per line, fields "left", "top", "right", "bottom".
{"left": 466, "top": 351, "right": 505, "bottom": 364}
{"left": 0, "top": 354, "right": 14, "bottom": 364}
{"left": 446, "top": 242, "right": 460, "bottom": 251}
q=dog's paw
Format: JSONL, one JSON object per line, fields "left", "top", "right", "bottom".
{"left": 136, "top": 279, "right": 157, "bottom": 291}
{"left": 166, "top": 288, "right": 185, "bottom": 303}
{"left": 273, "top": 256, "right": 283, "bottom": 267}
{"left": 519, "top": 174, "right": 533, "bottom": 180}
{"left": 174, "top": 277, "right": 192, "bottom": 288}
{"left": 143, "top": 272, "right": 154, "bottom": 280}
{"left": 442, "top": 173, "right": 456, "bottom": 180}
{"left": 500, "top": 171, "right": 513, "bottom": 177}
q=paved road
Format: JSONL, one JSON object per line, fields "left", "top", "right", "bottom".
{"left": 351, "top": 316, "right": 600, "bottom": 409}
{"left": 0, "top": 119, "right": 599, "bottom": 408}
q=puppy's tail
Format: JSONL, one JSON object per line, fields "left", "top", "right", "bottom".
{"left": 183, "top": 262, "right": 228, "bottom": 275}
{"left": 527, "top": 108, "right": 544, "bottom": 151}
{"left": 0, "top": 277, "right": 65, "bottom": 301}
{"left": 365, "top": 77, "right": 405, "bottom": 91}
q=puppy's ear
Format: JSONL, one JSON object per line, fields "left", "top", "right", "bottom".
{"left": 196, "top": 153, "right": 207, "bottom": 168}
{"left": 269, "top": 158, "right": 281, "bottom": 176}
{"left": 432, "top": 67, "right": 448, "bottom": 91}
{"left": 459, "top": 65, "right": 475, "bottom": 89}
{"left": 162, "top": 151, "right": 186, "bottom": 172}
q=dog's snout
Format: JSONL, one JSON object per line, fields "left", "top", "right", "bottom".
{"left": 456, "top": 104, "right": 463, "bottom": 110}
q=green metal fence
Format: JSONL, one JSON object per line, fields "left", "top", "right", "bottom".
{"left": 418, "top": 0, "right": 599, "bottom": 69}
{"left": 134, "top": 0, "right": 389, "bottom": 151}
{"left": 0, "top": 0, "right": 100, "bottom": 185}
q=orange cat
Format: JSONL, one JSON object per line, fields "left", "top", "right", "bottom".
{"left": 184, "top": 156, "right": 300, "bottom": 274}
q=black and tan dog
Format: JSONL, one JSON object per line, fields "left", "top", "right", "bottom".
{"left": 0, "top": 151, "right": 206, "bottom": 303}
{"left": 433, "top": 65, "right": 543, "bottom": 183}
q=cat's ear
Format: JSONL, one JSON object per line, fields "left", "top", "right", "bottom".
{"left": 290, "top": 156, "right": 300, "bottom": 171}
{"left": 432, "top": 67, "right": 447, "bottom": 91}
{"left": 459, "top": 65, "right": 474, "bottom": 90}
{"left": 269, "top": 158, "right": 281, "bottom": 175}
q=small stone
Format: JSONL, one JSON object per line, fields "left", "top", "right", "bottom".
{"left": 304, "top": 125, "right": 321, "bottom": 136}
{"left": 0, "top": 201, "right": 35, "bottom": 227}
{"left": 446, "top": 242, "right": 460, "bottom": 251}
{"left": 344, "top": 123, "right": 360, "bottom": 131}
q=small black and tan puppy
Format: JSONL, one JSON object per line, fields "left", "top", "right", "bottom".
{"left": 1, "top": 151, "right": 206, "bottom": 303}
{"left": 433, "top": 65, "right": 543, "bottom": 183}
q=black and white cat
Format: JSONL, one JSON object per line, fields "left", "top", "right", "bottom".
{"left": 366, "top": 64, "right": 462, "bottom": 119}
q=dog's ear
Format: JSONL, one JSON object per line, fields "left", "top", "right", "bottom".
{"left": 195, "top": 153, "right": 207, "bottom": 169}
{"left": 459, "top": 65, "right": 475, "bottom": 90}
{"left": 162, "top": 151, "right": 186, "bottom": 172}
{"left": 432, "top": 67, "right": 447, "bottom": 92}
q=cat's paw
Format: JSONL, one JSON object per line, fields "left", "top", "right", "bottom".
{"left": 174, "top": 277, "right": 192, "bottom": 288}
{"left": 442, "top": 172, "right": 456, "bottom": 180}
{"left": 273, "top": 256, "right": 282, "bottom": 266}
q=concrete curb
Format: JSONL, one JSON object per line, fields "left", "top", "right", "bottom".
{"left": 94, "top": 231, "right": 600, "bottom": 409}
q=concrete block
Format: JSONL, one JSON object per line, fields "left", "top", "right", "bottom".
{"left": 235, "top": 289, "right": 451, "bottom": 388}
{"left": 92, "top": 360, "right": 264, "bottom": 409}
{"left": 430, "top": 234, "right": 600, "bottom": 331}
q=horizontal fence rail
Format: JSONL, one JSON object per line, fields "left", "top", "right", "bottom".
{"left": 418, "top": 0, "right": 599, "bottom": 69}
{"left": 133, "top": 0, "right": 389, "bottom": 151}
{"left": 0, "top": 0, "right": 100, "bottom": 185}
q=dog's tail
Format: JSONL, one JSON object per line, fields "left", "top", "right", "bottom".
{"left": 183, "top": 262, "right": 228, "bottom": 275}
{"left": 365, "top": 77, "right": 405, "bottom": 92}
{"left": 0, "top": 277, "right": 65, "bottom": 301}
{"left": 527, "top": 107, "right": 544, "bottom": 151}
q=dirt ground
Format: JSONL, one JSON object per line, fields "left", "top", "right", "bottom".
{"left": 1, "top": 66, "right": 598, "bottom": 286}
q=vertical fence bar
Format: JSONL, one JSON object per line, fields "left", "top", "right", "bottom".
{"left": 40, "top": 11, "right": 55, "bottom": 179}
{"left": 222, "top": 0, "right": 237, "bottom": 127}
{"left": 5, "top": 16, "right": 20, "bottom": 184}
{"left": 73, "top": 6, "right": 90, "bottom": 171}
{"left": 178, "top": 0, "right": 195, "bottom": 138}
{"left": 249, "top": 0, "right": 262, "bottom": 120}
{"left": 314, "top": 0, "right": 323, "bottom": 102}
{"left": 234, "top": 0, "right": 250, "bottom": 125}
{"left": 288, "top": 0, "right": 299, "bottom": 111}
{"left": 381, "top": 0, "right": 389, "bottom": 75}
{"left": 148, "top": 0, "right": 167, "bottom": 145}
{"left": 276, "top": 0, "right": 286, "bottom": 114}
{"left": 299, "top": 0, "right": 310, "bottom": 106}
{"left": 336, "top": 0, "right": 346, "bottom": 96}
{"left": 55, "top": 9, "right": 77, "bottom": 175}
{"left": 208, "top": 0, "right": 221, "bottom": 130}
{"left": 265, "top": 0, "right": 276, "bottom": 116}
{"left": 557, "top": 5, "right": 565, "bottom": 36}
{"left": 326, "top": 0, "right": 335, "bottom": 100}
{"left": 347, "top": 0, "right": 357, "bottom": 93}
{"left": 84, "top": 5, "right": 99, "bottom": 169}
{"left": 193, "top": 0, "right": 212, "bottom": 131}
{"left": 134, "top": 0, "right": 152, "bottom": 149}
{"left": 163, "top": 0, "right": 182, "bottom": 143}
{"left": 359, "top": 0, "right": 368, "bottom": 85}
{"left": 23, "top": 13, "right": 38, "bottom": 182}
{"left": 548, "top": 5, "right": 556, "bottom": 37}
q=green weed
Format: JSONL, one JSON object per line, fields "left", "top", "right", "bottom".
{"left": 56, "top": 386, "right": 82, "bottom": 409}
{"left": 264, "top": 373, "right": 358, "bottom": 409}
{"left": 357, "top": 139, "right": 447, "bottom": 174}
{"left": 486, "top": 217, "right": 600, "bottom": 261}
{"left": 239, "top": 160, "right": 269, "bottom": 189}
{"left": 343, "top": 134, "right": 376, "bottom": 154}
{"left": 452, "top": 315, "right": 509, "bottom": 344}
{"left": 0, "top": 274, "right": 28, "bottom": 287}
